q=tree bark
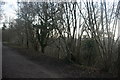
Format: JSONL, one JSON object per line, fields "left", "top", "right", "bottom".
{"left": 118, "top": 42, "right": 120, "bottom": 79}
{"left": 41, "top": 45, "right": 45, "bottom": 53}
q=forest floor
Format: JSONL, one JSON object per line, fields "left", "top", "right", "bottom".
{"left": 2, "top": 44, "right": 116, "bottom": 78}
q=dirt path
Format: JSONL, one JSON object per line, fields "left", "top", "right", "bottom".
{"left": 2, "top": 45, "right": 115, "bottom": 78}
{"left": 2, "top": 46, "right": 62, "bottom": 78}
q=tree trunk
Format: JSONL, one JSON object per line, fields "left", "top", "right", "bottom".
{"left": 118, "top": 42, "right": 120, "bottom": 79}
{"left": 41, "top": 46, "right": 45, "bottom": 53}
{"left": 26, "top": 35, "right": 29, "bottom": 49}
{"left": 34, "top": 42, "right": 39, "bottom": 51}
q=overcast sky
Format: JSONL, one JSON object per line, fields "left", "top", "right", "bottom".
{"left": 1, "top": 0, "right": 118, "bottom": 22}
{"left": 2, "top": 0, "right": 17, "bottom": 21}
{"left": 0, "top": 0, "right": 119, "bottom": 28}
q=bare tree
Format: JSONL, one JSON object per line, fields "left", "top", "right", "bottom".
{"left": 116, "top": 0, "right": 120, "bottom": 78}
{"left": 77, "top": 0, "right": 119, "bottom": 71}
{"left": 17, "top": 2, "right": 36, "bottom": 48}
{"left": 33, "top": 2, "right": 63, "bottom": 53}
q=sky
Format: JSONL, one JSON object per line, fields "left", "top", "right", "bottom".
{"left": 1, "top": 0, "right": 118, "bottom": 23}
{"left": 0, "top": 0, "right": 17, "bottom": 28}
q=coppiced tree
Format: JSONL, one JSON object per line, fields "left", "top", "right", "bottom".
{"left": 77, "top": 0, "right": 119, "bottom": 71}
